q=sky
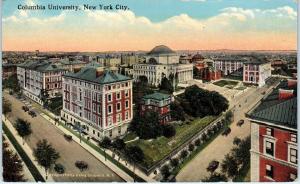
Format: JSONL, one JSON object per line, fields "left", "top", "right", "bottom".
{"left": 2, "top": 0, "right": 298, "bottom": 51}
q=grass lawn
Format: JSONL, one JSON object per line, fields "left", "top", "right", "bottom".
{"left": 123, "top": 132, "right": 138, "bottom": 142}
{"left": 127, "top": 116, "right": 217, "bottom": 168}
{"left": 213, "top": 80, "right": 239, "bottom": 87}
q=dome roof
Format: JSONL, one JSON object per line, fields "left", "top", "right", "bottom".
{"left": 148, "top": 45, "right": 175, "bottom": 55}
{"left": 192, "top": 53, "right": 205, "bottom": 61}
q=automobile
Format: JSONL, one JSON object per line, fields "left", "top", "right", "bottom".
{"left": 206, "top": 160, "right": 219, "bottom": 173}
{"left": 237, "top": 119, "right": 245, "bottom": 127}
{"left": 22, "top": 106, "right": 29, "bottom": 112}
{"left": 28, "top": 110, "right": 37, "bottom": 117}
{"left": 222, "top": 127, "right": 231, "bottom": 136}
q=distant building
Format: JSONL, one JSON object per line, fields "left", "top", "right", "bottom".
{"left": 56, "top": 59, "right": 87, "bottom": 72}
{"left": 247, "top": 80, "right": 297, "bottom": 182}
{"left": 60, "top": 65, "right": 133, "bottom": 140}
{"left": 179, "top": 55, "right": 193, "bottom": 64}
{"left": 243, "top": 60, "right": 272, "bottom": 87}
{"left": 140, "top": 92, "right": 172, "bottom": 124}
{"left": 202, "top": 66, "right": 222, "bottom": 81}
{"left": 2, "top": 63, "right": 17, "bottom": 79}
{"left": 133, "top": 45, "right": 193, "bottom": 87}
{"left": 121, "top": 54, "right": 140, "bottom": 66}
{"left": 17, "top": 61, "right": 67, "bottom": 104}
{"left": 97, "top": 57, "right": 122, "bottom": 67}
{"left": 213, "top": 57, "right": 247, "bottom": 75}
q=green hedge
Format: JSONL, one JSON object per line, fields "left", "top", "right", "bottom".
{"left": 3, "top": 123, "right": 45, "bottom": 182}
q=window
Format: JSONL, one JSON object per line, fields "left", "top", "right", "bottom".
{"left": 97, "top": 132, "right": 100, "bottom": 137}
{"left": 108, "top": 85, "right": 111, "bottom": 90}
{"left": 125, "top": 111, "right": 129, "bottom": 120}
{"left": 117, "top": 102, "right": 121, "bottom": 111}
{"left": 108, "top": 94, "right": 112, "bottom": 102}
{"left": 125, "top": 100, "right": 129, "bottom": 108}
{"left": 290, "top": 148, "right": 297, "bottom": 164}
{"left": 266, "top": 128, "right": 274, "bottom": 137}
{"left": 108, "top": 117, "right": 112, "bottom": 126}
{"left": 265, "top": 141, "right": 274, "bottom": 156}
{"left": 266, "top": 164, "right": 273, "bottom": 179}
{"left": 291, "top": 134, "right": 297, "bottom": 143}
{"left": 290, "top": 173, "right": 297, "bottom": 181}
{"left": 125, "top": 90, "right": 129, "bottom": 97}
{"left": 117, "top": 114, "right": 121, "bottom": 123}
{"left": 93, "top": 103, "right": 96, "bottom": 112}
{"left": 93, "top": 130, "right": 95, "bottom": 134}
{"left": 109, "top": 130, "right": 112, "bottom": 137}
{"left": 97, "top": 93, "right": 101, "bottom": 102}
{"left": 118, "top": 127, "right": 121, "bottom": 135}
{"left": 116, "top": 92, "right": 121, "bottom": 100}
{"left": 108, "top": 105, "right": 112, "bottom": 114}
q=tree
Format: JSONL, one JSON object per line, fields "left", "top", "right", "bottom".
{"left": 170, "top": 158, "right": 179, "bottom": 168}
{"left": 188, "top": 143, "right": 195, "bottom": 152}
{"left": 159, "top": 77, "right": 173, "bottom": 94}
{"left": 125, "top": 146, "right": 144, "bottom": 181}
{"left": 131, "top": 111, "right": 163, "bottom": 139}
{"left": 225, "top": 111, "right": 233, "bottom": 123}
{"left": 180, "top": 150, "right": 188, "bottom": 160}
{"left": 15, "top": 118, "right": 32, "bottom": 145}
{"left": 2, "top": 99, "right": 12, "bottom": 119}
{"left": 112, "top": 138, "right": 126, "bottom": 151}
{"left": 160, "top": 164, "right": 171, "bottom": 180}
{"left": 3, "top": 74, "right": 21, "bottom": 93}
{"left": 195, "top": 139, "right": 201, "bottom": 146}
{"left": 99, "top": 136, "right": 111, "bottom": 161}
{"left": 33, "top": 139, "right": 60, "bottom": 179}
{"left": 162, "top": 124, "right": 176, "bottom": 138}
{"left": 232, "top": 136, "right": 250, "bottom": 165}
{"left": 203, "top": 172, "right": 228, "bottom": 182}
{"left": 40, "top": 89, "right": 49, "bottom": 108}
{"left": 221, "top": 154, "right": 239, "bottom": 178}
{"left": 182, "top": 85, "right": 229, "bottom": 117}
{"left": 3, "top": 137, "right": 25, "bottom": 181}
{"left": 170, "top": 102, "right": 185, "bottom": 121}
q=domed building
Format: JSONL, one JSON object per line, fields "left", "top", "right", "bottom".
{"left": 133, "top": 45, "right": 193, "bottom": 87}
{"left": 192, "top": 53, "right": 205, "bottom": 63}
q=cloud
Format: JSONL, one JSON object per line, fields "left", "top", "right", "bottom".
{"left": 2, "top": 5, "right": 297, "bottom": 51}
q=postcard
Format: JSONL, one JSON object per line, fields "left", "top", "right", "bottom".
{"left": 1, "top": 0, "right": 298, "bottom": 182}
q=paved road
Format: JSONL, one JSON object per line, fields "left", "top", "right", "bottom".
{"left": 4, "top": 93, "right": 123, "bottom": 182}
{"left": 176, "top": 83, "right": 277, "bottom": 181}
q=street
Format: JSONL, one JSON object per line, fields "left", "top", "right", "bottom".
{"left": 4, "top": 92, "right": 123, "bottom": 182}
{"left": 176, "top": 82, "right": 278, "bottom": 181}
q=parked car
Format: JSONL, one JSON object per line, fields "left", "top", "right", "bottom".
{"left": 222, "top": 127, "right": 231, "bottom": 136}
{"left": 237, "top": 119, "right": 244, "bottom": 127}
{"left": 22, "top": 106, "right": 29, "bottom": 112}
{"left": 207, "top": 160, "right": 219, "bottom": 173}
{"left": 28, "top": 110, "right": 37, "bottom": 118}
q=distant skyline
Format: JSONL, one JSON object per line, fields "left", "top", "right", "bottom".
{"left": 2, "top": 0, "right": 298, "bottom": 52}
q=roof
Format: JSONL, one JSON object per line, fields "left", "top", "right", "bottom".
{"left": 17, "top": 61, "right": 65, "bottom": 72}
{"left": 247, "top": 80, "right": 297, "bottom": 129}
{"left": 59, "top": 60, "right": 85, "bottom": 65}
{"left": 244, "top": 58, "right": 269, "bottom": 65}
{"left": 148, "top": 45, "right": 176, "bottom": 55}
{"left": 63, "top": 67, "right": 131, "bottom": 84}
{"left": 192, "top": 53, "right": 205, "bottom": 60}
{"left": 143, "top": 92, "right": 171, "bottom": 101}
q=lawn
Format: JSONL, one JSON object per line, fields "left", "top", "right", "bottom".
{"left": 213, "top": 80, "right": 239, "bottom": 87}
{"left": 127, "top": 116, "right": 217, "bottom": 168}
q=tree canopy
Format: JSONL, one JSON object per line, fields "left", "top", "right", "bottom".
{"left": 2, "top": 99, "right": 12, "bottom": 117}
{"left": 181, "top": 85, "right": 229, "bottom": 117}
{"left": 15, "top": 118, "right": 32, "bottom": 144}
{"left": 159, "top": 77, "right": 173, "bottom": 94}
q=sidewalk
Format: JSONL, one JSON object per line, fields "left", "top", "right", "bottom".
{"left": 39, "top": 108, "right": 156, "bottom": 182}
{"left": 3, "top": 134, "right": 35, "bottom": 182}
{"left": 2, "top": 115, "right": 54, "bottom": 182}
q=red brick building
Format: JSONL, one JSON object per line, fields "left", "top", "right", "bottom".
{"left": 140, "top": 92, "right": 172, "bottom": 124}
{"left": 247, "top": 80, "right": 297, "bottom": 182}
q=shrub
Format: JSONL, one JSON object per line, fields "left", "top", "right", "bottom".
{"left": 162, "top": 124, "right": 176, "bottom": 138}
{"left": 54, "top": 163, "right": 65, "bottom": 174}
{"left": 195, "top": 139, "right": 201, "bottom": 146}
{"left": 233, "top": 137, "right": 241, "bottom": 146}
{"left": 188, "top": 143, "right": 195, "bottom": 152}
{"left": 170, "top": 158, "right": 179, "bottom": 168}
{"left": 213, "top": 125, "right": 219, "bottom": 132}
{"left": 160, "top": 165, "right": 171, "bottom": 179}
{"left": 75, "top": 161, "right": 88, "bottom": 172}
{"left": 201, "top": 133, "right": 208, "bottom": 142}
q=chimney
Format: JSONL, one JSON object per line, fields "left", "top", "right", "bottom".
{"left": 288, "top": 79, "right": 297, "bottom": 88}
{"left": 278, "top": 89, "right": 294, "bottom": 100}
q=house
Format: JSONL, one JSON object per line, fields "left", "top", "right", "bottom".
{"left": 140, "top": 92, "right": 172, "bottom": 124}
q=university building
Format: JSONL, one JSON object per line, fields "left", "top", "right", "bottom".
{"left": 60, "top": 64, "right": 133, "bottom": 140}
{"left": 133, "top": 45, "right": 193, "bottom": 87}
{"left": 247, "top": 80, "right": 297, "bottom": 182}
{"left": 17, "top": 61, "right": 66, "bottom": 105}
{"left": 140, "top": 92, "right": 172, "bottom": 124}
{"left": 243, "top": 60, "right": 272, "bottom": 87}
{"left": 213, "top": 57, "right": 247, "bottom": 75}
